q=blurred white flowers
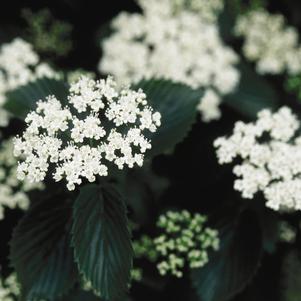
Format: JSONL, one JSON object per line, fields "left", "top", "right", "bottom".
{"left": 0, "top": 38, "right": 59, "bottom": 127}
{"left": 0, "top": 274, "right": 20, "bottom": 301}
{"left": 214, "top": 106, "right": 301, "bottom": 211}
{"left": 235, "top": 9, "right": 301, "bottom": 75}
{"left": 137, "top": 0, "right": 224, "bottom": 23}
{"left": 99, "top": 0, "right": 239, "bottom": 122}
{"left": 0, "top": 139, "right": 43, "bottom": 220}
{"left": 14, "top": 76, "right": 161, "bottom": 191}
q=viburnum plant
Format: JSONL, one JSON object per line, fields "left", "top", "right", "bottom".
{"left": 2, "top": 0, "right": 301, "bottom": 301}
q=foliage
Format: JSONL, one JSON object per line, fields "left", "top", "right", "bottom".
{"left": 22, "top": 9, "right": 73, "bottom": 57}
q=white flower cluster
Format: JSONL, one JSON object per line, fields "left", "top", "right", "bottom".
{"left": 235, "top": 9, "right": 301, "bottom": 75}
{"left": 99, "top": 1, "right": 239, "bottom": 122}
{"left": 137, "top": 0, "right": 224, "bottom": 23}
{"left": 14, "top": 76, "right": 161, "bottom": 191}
{"left": 0, "top": 38, "right": 59, "bottom": 126}
{"left": 0, "top": 274, "right": 20, "bottom": 301}
{"left": 134, "top": 210, "right": 219, "bottom": 278}
{"left": 214, "top": 106, "right": 301, "bottom": 211}
{"left": 0, "top": 139, "right": 43, "bottom": 220}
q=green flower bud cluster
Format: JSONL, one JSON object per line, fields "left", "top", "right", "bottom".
{"left": 154, "top": 210, "right": 219, "bottom": 277}
{"left": 133, "top": 235, "right": 159, "bottom": 263}
{"left": 22, "top": 9, "right": 73, "bottom": 57}
{"left": 279, "top": 221, "right": 296, "bottom": 244}
{"left": 286, "top": 74, "right": 301, "bottom": 101}
{"left": 132, "top": 210, "right": 219, "bottom": 279}
{"left": 130, "top": 268, "right": 143, "bottom": 282}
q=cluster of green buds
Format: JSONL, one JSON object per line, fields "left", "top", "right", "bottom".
{"left": 154, "top": 210, "right": 219, "bottom": 277}
{"left": 285, "top": 74, "right": 301, "bottom": 101}
{"left": 132, "top": 210, "right": 219, "bottom": 279}
{"left": 279, "top": 221, "right": 296, "bottom": 244}
{"left": 22, "top": 8, "right": 73, "bottom": 57}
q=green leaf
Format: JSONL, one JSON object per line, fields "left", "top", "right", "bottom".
{"left": 10, "top": 196, "right": 78, "bottom": 301}
{"left": 223, "top": 62, "right": 279, "bottom": 118}
{"left": 134, "top": 79, "right": 204, "bottom": 157}
{"left": 57, "top": 289, "right": 102, "bottom": 301}
{"left": 4, "top": 77, "right": 69, "bottom": 120}
{"left": 115, "top": 165, "right": 169, "bottom": 225}
{"left": 281, "top": 249, "right": 301, "bottom": 301}
{"left": 260, "top": 210, "right": 279, "bottom": 254}
{"left": 72, "top": 184, "right": 133, "bottom": 300}
{"left": 191, "top": 210, "right": 263, "bottom": 301}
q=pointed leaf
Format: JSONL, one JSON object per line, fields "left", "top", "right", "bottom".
{"left": 10, "top": 196, "right": 78, "bottom": 301}
{"left": 4, "top": 77, "right": 69, "bottom": 120}
{"left": 72, "top": 184, "right": 133, "bottom": 300}
{"left": 134, "top": 79, "right": 204, "bottom": 157}
{"left": 191, "top": 210, "right": 263, "bottom": 301}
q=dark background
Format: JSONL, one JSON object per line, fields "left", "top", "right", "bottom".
{"left": 0, "top": 1, "right": 301, "bottom": 300}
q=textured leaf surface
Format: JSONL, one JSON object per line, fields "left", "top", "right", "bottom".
{"left": 4, "top": 77, "right": 69, "bottom": 119}
{"left": 57, "top": 289, "right": 103, "bottom": 301}
{"left": 72, "top": 184, "right": 133, "bottom": 300}
{"left": 134, "top": 79, "right": 204, "bottom": 157}
{"left": 191, "top": 210, "right": 263, "bottom": 301}
{"left": 224, "top": 62, "right": 279, "bottom": 118}
{"left": 10, "top": 197, "right": 77, "bottom": 301}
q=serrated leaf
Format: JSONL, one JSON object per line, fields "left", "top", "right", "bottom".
{"left": 191, "top": 210, "right": 263, "bottom": 301}
{"left": 72, "top": 184, "right": 133, "bottom": 300}
{"left": 10, "top": 196, "right": 78, "bottom": 301}
{"left": 223, "top": 62, "right": 279, "bottom": 118}
{"left": 4, "top": 77, "right": 69, "bottom": 120}
{"left": 134, "top": 79, "right": 204, "bottom": 157}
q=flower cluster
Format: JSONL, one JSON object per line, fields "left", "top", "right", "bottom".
{"left": 0, "top": 38, "right": 59, "bottom": 126}
{"left": 14, "top": 76, "right": 161, "bottom": 191}
{"left": 99, "top": 1, "right": 239, "bottom": 122}
{"left": 214, "top": 106, "right": 301, "bottom": 211}
{"left": 137, "top": 0, "right": 224, "bottom": 23}
{"left": 154, "top": 211, "right": 219, "bottom": 277}
{"left": 235, "top": 9, "right": 301, "bottom": 75}
{"left": 0, "top": 274, "right": 20, "bottom": 301}
{"left": 134, "top": 211, "right": 219, "bottom": 278}
{"left": 0, "top": 139, "right": 43, "bottom": 220}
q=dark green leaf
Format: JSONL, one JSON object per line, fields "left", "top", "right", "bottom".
{"left": 218, "top": 1, "right": 237, "bottom": 42}
{"left": 10, "top": 197, "right": 78, "bottom": 301}
{"left": 191, "top": 210, "right": 263, "bottom": 301}
{"left": 134, "top": 79, "right": 204, "bottom": 157}
{"left": 223, "top": 62, "right": 279, "bottom": 118}
{"left": 281, "top": 250, "right": 301, "bottom": 301}
{"left": 57, "top": 289, "right": 102, "bottom": 301}
{"left": 260, "top": 210, "right": 279, "bottom": 254}
{"left": 72, "top": 184, "right": 133, "bottom": 300}
{"left": 4, "top": 77, "right": 69, "bottom": 120}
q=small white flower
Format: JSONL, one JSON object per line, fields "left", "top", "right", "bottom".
{"left": 0, "top": 139, "right": 43, "bottom": 220}
{"left": 0, "top": 274, "right": 20, "bottom": 301}
{"left": 235, "top": 9, "right": 301, "bottom": 75}
{"left": 14, "top": 76, "right": 161, "bottom": 191}
{"left": 0, "top": 38, "right": 59, "bottom": 126}
{"left": 214, "top": 106, "right": 301, "bottom": 211}
{"left": 99, "top": 1, "right": 239, "bottom": 122}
